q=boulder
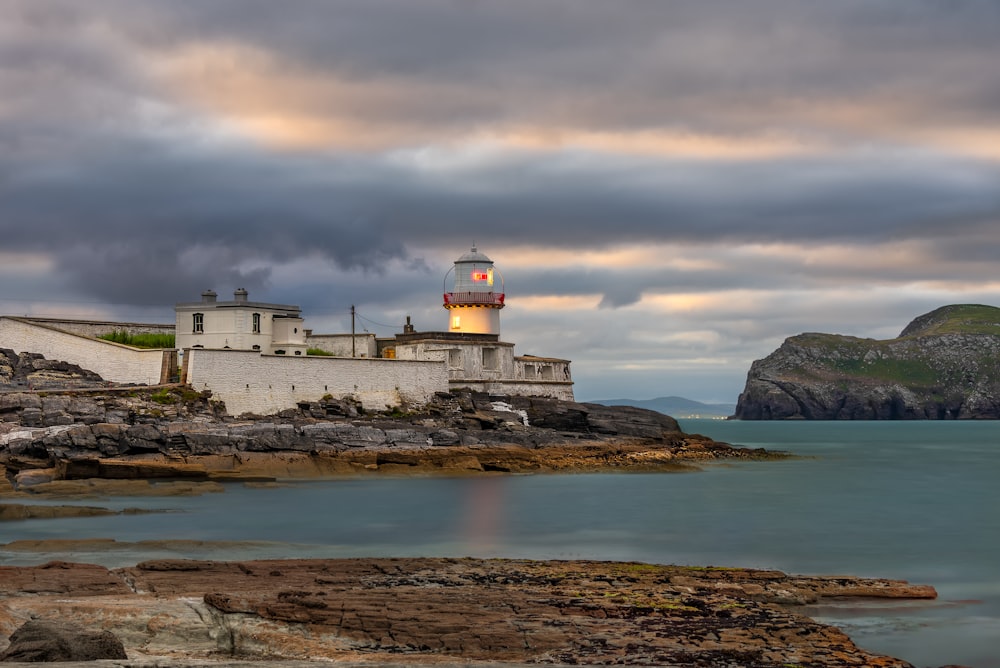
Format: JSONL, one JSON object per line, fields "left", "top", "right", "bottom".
{"left": 13, "top": 468, "right": 55, "bottom": 488}
{"left": 0, "top": 620, "right": 127, "bottom": 661}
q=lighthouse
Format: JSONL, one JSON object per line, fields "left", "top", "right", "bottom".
{"left": 443, "top": 246, "right": 505, "bottom": 335}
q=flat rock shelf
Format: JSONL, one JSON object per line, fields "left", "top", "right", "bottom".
{"left": 0, "top": 557, "right": 940, "bottom": 667}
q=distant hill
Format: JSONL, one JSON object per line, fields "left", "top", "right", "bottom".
{"left": 588, "top": 396, "right": 736, "bottom": 418}
{"left": 734, "top": 304, "right": 1000, "bottom": 419}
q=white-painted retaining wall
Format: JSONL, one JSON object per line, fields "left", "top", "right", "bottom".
{"left": 451, "top": 380, "right": 575, "bottom": 401}
{"left": 185, "top": 348, "right": 448, "bottom": 416}
{"left": 305, "top": 333, "right": 378, "bottom": 358}
{"left": 20, "top": 317, "right": 174, "bottom": 338}
{"left": 0, "top": 316, "right": 171, "bottom": 385}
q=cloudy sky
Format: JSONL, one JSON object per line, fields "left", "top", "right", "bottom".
{"left": 2, "top": 1, "right": 999, "bottom": 402}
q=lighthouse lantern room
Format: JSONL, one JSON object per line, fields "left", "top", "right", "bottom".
{"left": 443, "top": 246, "right": 505, "bottom": 335}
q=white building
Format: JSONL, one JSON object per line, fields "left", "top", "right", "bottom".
{"left": 392, "top": 246, "right": 574, "bottom": 400}
{"left": 0, "top": 248, "right": 573, "bottom": 416}
{"left": 174, "top": 289, "right": 307, "bottom": 357}
{"left": 443, "top": 245, "right": 505, "bottom": 335}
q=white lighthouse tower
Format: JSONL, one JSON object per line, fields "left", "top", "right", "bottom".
{"left": 443, "top": 245, "right": 505, "bottom": 335}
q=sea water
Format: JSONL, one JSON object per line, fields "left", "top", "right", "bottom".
{"left": 2, "top": 421, "right": 998, "bottom": 667}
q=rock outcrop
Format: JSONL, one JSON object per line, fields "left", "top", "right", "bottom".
{"left": 735, "top": 304, "right": 1000, "bottom": 419}
{"left": 0, "top": 349, "right": 105, "bottom": 391}
{"left": 0, "top": 620, "right": 127, "bottom": 662}
{"left": 2, "top": 386, "right": 769, "bottom": 493}
{"left": 0, "top": 557, "right": 937, "bottom": 666}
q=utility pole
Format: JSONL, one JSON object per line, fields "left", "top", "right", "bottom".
{"left": 351, "top": 305, "right": 356, "bottom": 357}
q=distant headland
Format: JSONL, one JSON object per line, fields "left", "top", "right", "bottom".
{"left": 735, "top": 304, "right": 1000, "bottom": 419}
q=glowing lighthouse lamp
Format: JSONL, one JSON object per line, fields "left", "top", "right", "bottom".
{"left": 443, "top": 246, "right": 505, "bottom": 335}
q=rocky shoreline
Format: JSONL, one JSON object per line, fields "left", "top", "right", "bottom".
{"left": 2, "top": 387, "right": 777, "bottom": 500}
{"left": 0, "top": 557, "right": 940, "bottom": 666}
{"left": 3, "top": 385, "right": 953, "bottom": 666}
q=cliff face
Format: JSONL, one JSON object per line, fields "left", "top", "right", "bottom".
{"left": 734, "top": 304, "right": 1000, "bottom": 419}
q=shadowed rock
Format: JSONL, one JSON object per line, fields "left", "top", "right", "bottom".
{"left": 0, "top": 620, "right": 126, "bottom": 661}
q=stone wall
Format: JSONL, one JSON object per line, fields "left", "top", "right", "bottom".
{"left": 394, "top": 338, "right": 517, "bottom": 380}
{"left": 393, "top": 338, "right": 574, "bottom": 401}
{"left": 19, "top": 317, "right": 174, "bottom": 338}
{"left": 0, "top": 317, "right": 173, "bottom": 385}
{"left": 451, "top": 379, "right": 575, "bottom": 401}
{"left": 185, "top": 348, "right": 448, "bottom": 416}
{"left": 305, "top": 333, "right": 378, "bottom": 358}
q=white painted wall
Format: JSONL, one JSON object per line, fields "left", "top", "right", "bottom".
{"left": 305, "top": 333, "right": 377, "bottom": 358}
{"left": 271, "top": 317, "right": 307, "bottom": 355}
{"left": 394, "top": 338, "right": 574, "bottom": 400}
{"left": 0, "top": 317, "right": 170, "bottom": 384}
{"left": 20, "top": 318, "right": 174, "bottom": 338}
{"left": 185, "top": 348, "right": 448, "bottom": 416}
{"left": 445, "top": 306, "right": 501, "bottom": 335}
{"left": 394, "top": 339, "right": 516, "bottom": 380}
{"left": 514, "top": 357, "right": 572, "bottom": 383}
{"left": 451, "top": 379, "right": 575, "bottom": 401}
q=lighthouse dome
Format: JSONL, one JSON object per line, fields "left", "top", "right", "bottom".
{"left": 456, "top": 246, "right": 493, "bottom": 264}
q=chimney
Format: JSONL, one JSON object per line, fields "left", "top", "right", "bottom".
{"left": 234, "top": 288, "right": 248, "bottom": 303}
{"left": 201, "top": 290, "right": 217, "bottom": 303}
{"left": 403, "top": 315, "right": 415, "bottom": 334}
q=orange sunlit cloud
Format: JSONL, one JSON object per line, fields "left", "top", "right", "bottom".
{"left": 513, "top": 295, "right": 603, "bottom": 311}
{"left": 154, "top": 43, "right": 816, "bottom": 156}
{"left": 496, "top": 245, "right": 723, "bottom": 272}
{"left": 639, "top": 292, "right": 744, "bottom": 313}
{"left": 0, "top": 252, "right": 55, "bottom": 274}
{"left": 151, "top": 43, "right": 941, "bottom": 161}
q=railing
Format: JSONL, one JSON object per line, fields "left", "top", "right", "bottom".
{"left": 443, "top": 292, "right": 505, "bottom": 306}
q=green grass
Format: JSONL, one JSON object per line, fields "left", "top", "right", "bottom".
{"left": 99, "top": 331, "right": 175, "bottom": 348}
{"left": 783, "top": 332, "right": 943, "bottom": 386}
{"left": 149, "top": 387, "right": 205, "bottom": 405}
{"left": 900, "top": 304, "right": 1000, "bottom": 337}
{"left": 307, "top": 347, "right": 334, "bottom": 356}
{"left": 831, "top": 357, "right": 939, "bottom": 385}
{"left": 150, "top": 388, "right": 176, "bottom": 404}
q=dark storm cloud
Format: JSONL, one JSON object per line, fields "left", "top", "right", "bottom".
{"left": 3, "top": 133, "right": 999, "bottom": 306}
{"left": 95, "top": 0, "right": 1000, "bottom": 134}
{"left": 2, "top": 0, "right": 1000, "bottom": 316}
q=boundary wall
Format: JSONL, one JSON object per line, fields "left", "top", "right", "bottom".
{"left": 304, "top": 333, "right": 378, "bottom": 358}
{"left": 185, "top": 348, "right": 448, "bottom": 416}
{"left": 20, "top": 317, "right": 174, "bottom": 338}
{"left": 0, "top": 317, "right": 173, "bottom": 384}
{"left": 450, "top": 379, "right": 575, "bottom": 401}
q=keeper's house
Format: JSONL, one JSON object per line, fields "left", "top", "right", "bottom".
{"left": 175, "top": 288, "right": 307, "bottom": 358}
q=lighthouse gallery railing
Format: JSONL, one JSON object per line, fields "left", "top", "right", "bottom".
{"left": 443, "top": 292, "right": 505, "bottom": 306}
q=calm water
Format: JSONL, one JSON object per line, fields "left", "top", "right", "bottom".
{"left": 2, "top": 420, "right": 998, "bottom": 667}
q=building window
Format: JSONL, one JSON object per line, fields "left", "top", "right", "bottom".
{"left": 540, "top": 365, "right": 554, "bottom": 379}
{"left": 523, "top": 364, "right": 536, "bottom": 378}
{"left": 193, "top": 313, "right": 204, "bottom": 333}
{"left": 482, "top": 347, "right": 498, "bottom": 370}
{"left": 451, "top": 315, "right": 460, "bottom": 330}
{"left": 252, "top": 313, "right": 261, "bottom": 333}
{"left": 448, "top": 349, "right": 462, "bottom": 368}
